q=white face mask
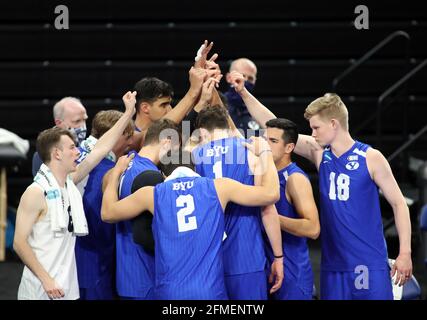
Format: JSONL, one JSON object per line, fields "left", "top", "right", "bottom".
{"left": 69, "top": 124, "right": 87, "bottom": 145}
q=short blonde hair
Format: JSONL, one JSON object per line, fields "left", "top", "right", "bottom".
{"left": 91, "top": 110, "right": 134, "bottom": 139}
{"left": 304, "top": 93, "right": 349, "bottom": 130}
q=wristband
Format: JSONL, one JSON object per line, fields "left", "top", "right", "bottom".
{"left": 274, "top": 254, "right": 284, "bottom": 259}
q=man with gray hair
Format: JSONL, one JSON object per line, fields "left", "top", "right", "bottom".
{"left": 32, "top": 97, "right": 89, "bottom": 176}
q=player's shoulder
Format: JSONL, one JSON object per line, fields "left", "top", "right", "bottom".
{"left": 20, "top": 183, "right": 46, "bottom": 209}
{"left": 366, "top": 146, "right": 385, "bottom": 161}
{"left": 365, "top": 147, "right": 388, "bottom": 175}
{"left": 26, "top": 182, "right": 45, "bottom": 196}
{"left": 286, "top": 171, "right": 311, "bottom": 192}
{"left": 213, "top": 177, "right": 234, "bottom": 188}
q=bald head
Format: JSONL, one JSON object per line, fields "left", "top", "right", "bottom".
{"left": 53, "top": 97, "right": 88, "bottom": 129}
{"left": 228, "top": 58, "right": 258, "bottom": 84}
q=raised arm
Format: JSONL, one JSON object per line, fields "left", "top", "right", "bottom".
{"left": 293, "top": 135, "right": 323, "bottom": 168}
{"left": 367, "top": 148, "right": 412, "bottom": 286}
{"left": 101, "top": 154, "right": 154, "bottom": 223}
{"left": 229, "top": 71, "right": 322, "bottom": 164}
{"left": 71, "top": 91, "right": 136, "bottom": 184}
{"left": 13, "top": 186, "right": 65, "bottom": 299}
{"left": 228, "top": 71, "right": 276, "bottom": 128}
{"left": 207, "top": 79, "right": 243, "bottom": 139}
{"left": 193, "top": 77, "right": 220, "bottom": 112}
{"left": 163, "top": 67, "right": 206, "bottom": 124}
{"left": 167, "top": 40, "right": 222, "bottom": 124}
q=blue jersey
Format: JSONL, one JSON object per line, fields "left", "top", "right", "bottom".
{"left": 116, "top": 152, "right": 159, "bottom": 298}
{"left": 319, "top": 141, "right": 388, "bottom": 271}
{"left": 193, "top": 137, "right": 265, "bottom": 275}
{"left": 153, "top": 176, "right": 227, "bottom": 299}
{"left": 264, "top": 163, "right": 314, "bottom": 295}
{"left": 75, "top": 154, "right": 116, "bottom": 291}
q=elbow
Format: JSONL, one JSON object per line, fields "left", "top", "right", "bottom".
{"left": 265, "top": 189, "right": 280, "bottom": 206}
{"left": 394, "top": 199, "right": 409, "bottom": 212}
{"left": 101, "top": 208, "right": 116, "bottom": 224}
{"left": 309, "top": 224, "right": 320, "bottom": 240}
{"left": 12, "top": 240, "right": 18, "bottom": 253}
{"left": 13, "top": 238, "right": 22, "bottom": 254}
{"left": 271, "top": 187, "right": 281, "bottom": 204}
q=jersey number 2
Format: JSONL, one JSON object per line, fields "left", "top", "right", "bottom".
{"left": 176, "top": 195, "right": 197, "bottom": 232}
{"left": 329, "top": 172, "right": 350, "bottom": 201}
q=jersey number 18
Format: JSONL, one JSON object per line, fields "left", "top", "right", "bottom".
{"left": 329, "top": 172, "right": 350, "bottom": 201}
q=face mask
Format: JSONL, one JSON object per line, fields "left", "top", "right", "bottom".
{"left": 226, "top": 81, "right": 255, "bottom": 111}
{"left": 69, "top": 124, "right": 87, "bottom": 145}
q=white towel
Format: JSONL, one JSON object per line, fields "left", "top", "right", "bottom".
{"left": 164, "top": 166, "right": 201, "bottom": 181}
{"left": 388, "top": 258, "right": 403, "bottom": 300}
{"left": 34, "top": 164, "right": 88, "bottom": 236}
{"left": 0, "top": 128, "right": 29, "bottom": 156}
{"left": 79, "top": 135, "right": 116, "bottom": 162}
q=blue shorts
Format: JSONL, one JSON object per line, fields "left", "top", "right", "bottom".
{"left": 119, "top": 288, "right": 155, "bottom": 300}
{"left": 224, "top": 271, "right": 267, "bottom": 300}
{"left": 79, "top": 281, "right": 115, "bottom": 300}
{"left": 269, "top": 273, "right": 312, "bottom": 300}
{"left": 321, "top": 268, "right": 393, "bottom": 300}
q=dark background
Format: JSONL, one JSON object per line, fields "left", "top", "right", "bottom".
{"left": 0, "top": 0, "right": 426, "bottom": 299}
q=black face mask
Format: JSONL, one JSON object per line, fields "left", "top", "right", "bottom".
{"left": 225, "top": 81, "right": 255, "bottom": 111}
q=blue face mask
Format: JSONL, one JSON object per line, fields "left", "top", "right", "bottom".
{"left": 225, "top": 81, "right": 255, "bottom": 111}
{"left": 69, "top": 124, "right": 87, "bottom": 145}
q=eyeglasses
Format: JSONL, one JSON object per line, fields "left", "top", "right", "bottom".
{"left": 67, "top": 205, "right": 74, "bottom": 233}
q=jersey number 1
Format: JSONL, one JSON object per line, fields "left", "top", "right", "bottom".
{"left": 329, "top": 172, "right": 350, "bottom": 201}
{"left": 176, "top": 195, "right": 198, "bottom": 232}
{"left": 213, "top": 160, "right": 223, "bottom": 178}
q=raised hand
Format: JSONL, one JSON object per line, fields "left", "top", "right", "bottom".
{"left": 205, "top": 56, "right": 222, "bottom": 88}
{"left": 228, "top": 71, "right": 246, "bottom": 94}
{"left": 194, "top": 40, "right": 214, "bottom": 69}
{"left": 122, "top": 91, "right": 137, "bottom": 117}
{"left": 113, "top": 153, "right": 135, "bottom": 176}
{"left": 193, "top": 40, "right": 223, "bottom": 88}
{"left": 198, "top": 77, "right": 220, "bottom": 108}
{"left": 243, "top": 136, "right": 272, "bottom": 157}
{"left": 189, "top": 66, "right": 208, "bottom": 96}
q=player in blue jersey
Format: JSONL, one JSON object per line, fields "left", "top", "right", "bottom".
{"left": 114, "top": 118, "right": 181, "bottom": 300}
{"left": 262, "top": 118, "right": 320, "bottom": 300}
{"left": 302, "top": 94, "right": 411, "bottom": 299}
{"left": 113, "top": 66, "right": 217, "bottom": 300}
{"left": 101, "top": 137, "right": 280, "bottom": 300}
{"left": 115, "top": 71, "right": 222, "bottom": 300}
{"left": 192, "top": 106, "right": 283, "bottom": 300}
{"left": 227, "top": 72, "right": 412, "bottom": 300}
{"left": 75, "top": 109, "right": 134, "bottom": 300}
